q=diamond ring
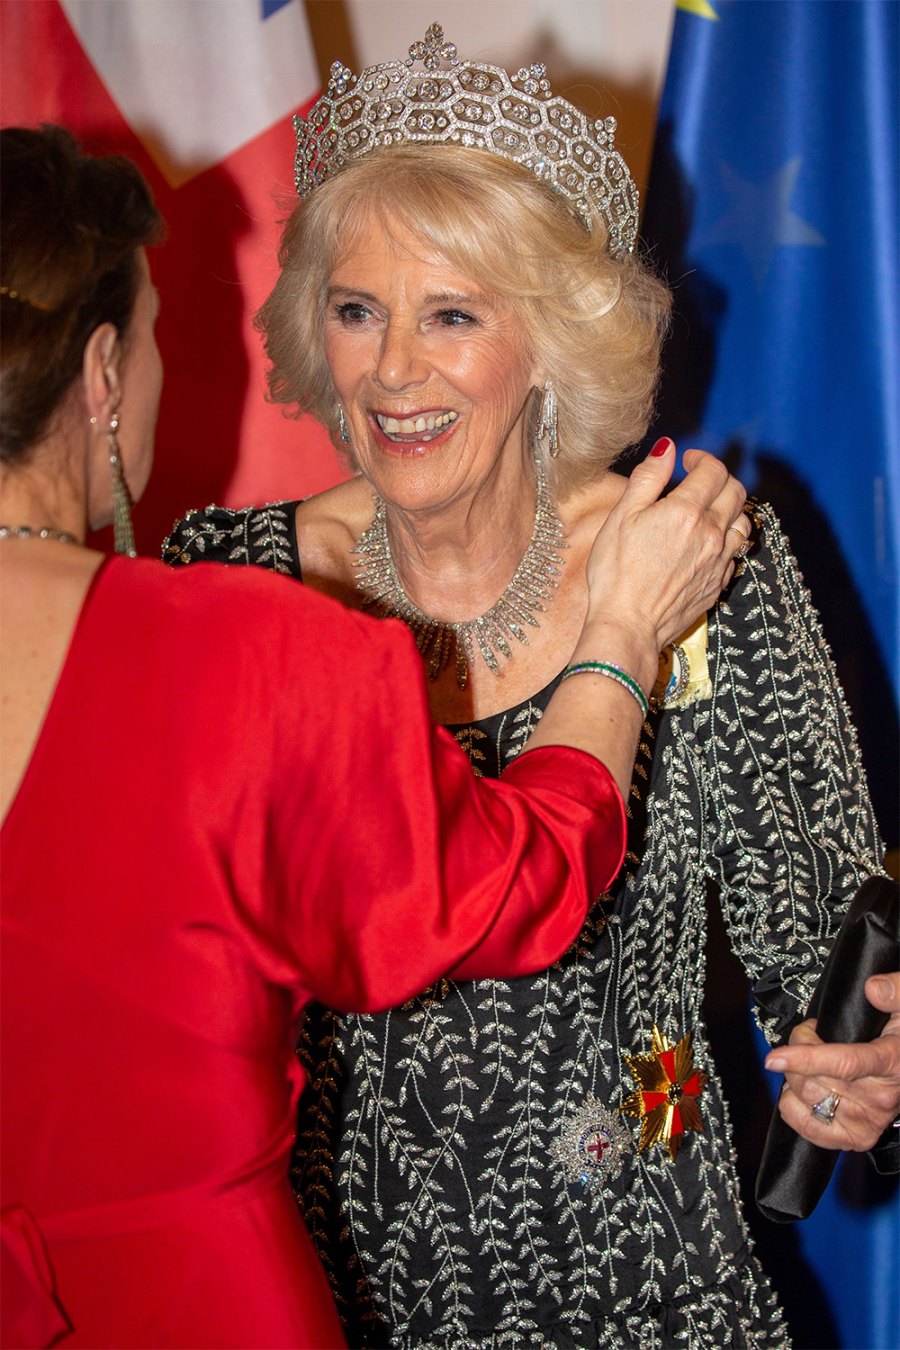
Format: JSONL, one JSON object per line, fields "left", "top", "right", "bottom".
{"left": 810, "top": 1091, "right": 842, "bottom": 1124}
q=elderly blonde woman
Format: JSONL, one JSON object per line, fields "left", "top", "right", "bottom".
{"left": 166, "top": 26, "right": 895, "bottom": 1348}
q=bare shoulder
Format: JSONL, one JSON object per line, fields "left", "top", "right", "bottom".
{"left": 295, "top": 476, "right": 376, "bottom": 601}
{"left": 1, "top": 547, "right": 107, "bottom": 821}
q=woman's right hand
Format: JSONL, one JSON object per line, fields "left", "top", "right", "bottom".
{"left": 582, "top": 438, "right": 748, "bottom": 682}
{"left": 525, "top": 438, "right": 747, "bottom": 798}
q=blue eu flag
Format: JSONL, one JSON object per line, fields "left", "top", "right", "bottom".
{"left": 643, "top": 0, "right": 898, "bottom": 851}
{"left": 642, "top": 6, "right": 899, "bottom": 1347}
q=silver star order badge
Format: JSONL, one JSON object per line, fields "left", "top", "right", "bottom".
{"left": 553, "top": 1094, "right": 632, "bottom": 1192}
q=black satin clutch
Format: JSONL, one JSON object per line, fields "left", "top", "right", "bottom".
{"left": 755, "top": 874, "right": 899, "bottom": 1222}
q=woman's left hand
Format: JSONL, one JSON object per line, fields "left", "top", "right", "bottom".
{"left": 765, "top": 973, "right": 900, "bottom": 1151}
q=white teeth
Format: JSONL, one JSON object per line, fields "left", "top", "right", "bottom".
{"left": 376, "top": 410, "right": 458, "bottom": 440}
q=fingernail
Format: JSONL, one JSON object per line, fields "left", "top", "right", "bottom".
{"left": 765, "top": 1054, "right": 787, "bottom": 1072}
{"left": 869, "top": 976, "right": 893, "bottom": 1001}
{"left": 650, "top": 437, "right": 674, "bottom": 457}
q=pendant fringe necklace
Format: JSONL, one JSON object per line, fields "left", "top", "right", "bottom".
{"left": 352, "top": 464, "right": 567, "bottom": 690}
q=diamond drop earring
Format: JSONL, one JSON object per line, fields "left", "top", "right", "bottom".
{"left": 108, "top": 411, "right": 136, "bottom": 556}
{"left": 536, "top": 381, "right": 559, "bottom": 458}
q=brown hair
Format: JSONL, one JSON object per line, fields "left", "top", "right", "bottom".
{"left": 257, "top": 143, "right": 671, "bottom": 494}
{"left": 0, "top": 125, "right": 162, "bottom": 463}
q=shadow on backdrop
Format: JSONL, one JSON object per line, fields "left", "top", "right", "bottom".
{"left": 529, "top": 28, "right": 661, "bottom": 198}
{"left": 636, "top": 120, "right": 726, "bottom": 451}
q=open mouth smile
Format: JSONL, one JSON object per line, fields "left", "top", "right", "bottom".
{"left": 373, "top": 410, "right": 458, "bottom": 444}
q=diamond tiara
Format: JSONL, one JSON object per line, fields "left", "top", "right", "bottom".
{"left": 294, "top": 22, "right": 639, "bottom": 253}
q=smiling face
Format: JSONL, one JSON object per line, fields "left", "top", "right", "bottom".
{"left": 324, "top": 217, "right": 540, "bottom": 517}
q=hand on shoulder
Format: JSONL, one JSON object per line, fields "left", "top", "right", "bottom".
{"left": 580, "top": 441, "right": 747, "bottom": 668}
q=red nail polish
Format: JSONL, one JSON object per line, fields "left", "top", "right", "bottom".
{"left": 650, "top": 437, "right": 673, "bottom": 457}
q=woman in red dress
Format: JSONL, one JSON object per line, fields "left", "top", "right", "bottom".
{"left": 0, "top": 127, "right": 748, "bottom": 1349}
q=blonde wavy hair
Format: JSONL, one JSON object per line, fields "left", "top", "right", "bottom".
{"left": 257, "top": 143, "right": 671, "bottom": 495}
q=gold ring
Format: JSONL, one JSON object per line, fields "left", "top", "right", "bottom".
{"left": 727, "top": 523, "right": 751, "bottom": 558}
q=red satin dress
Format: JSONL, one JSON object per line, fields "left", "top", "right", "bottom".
{"left": 1, "top": 557, "right": 625, "bottom": 1349}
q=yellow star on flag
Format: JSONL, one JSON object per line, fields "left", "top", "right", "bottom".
{"left": 677, "top": 0, "right": 719, "bottom": 18}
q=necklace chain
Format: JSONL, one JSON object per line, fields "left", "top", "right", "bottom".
{"left": 352, "top": 465, "right": 567, "bottom": 690}
{"left": 0, "top": 524, "right": 79, "bottom": 546}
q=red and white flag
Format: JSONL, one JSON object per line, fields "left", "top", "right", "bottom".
{"left": 1, "top": 0, "right": 341, "bottom": 552}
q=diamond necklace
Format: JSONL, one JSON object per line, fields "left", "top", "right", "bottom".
{"left": 0, "top": 524, "right": 79, "bottom": 545}
{"left": 352, "top": 463, "right": 567, "bottom": 690}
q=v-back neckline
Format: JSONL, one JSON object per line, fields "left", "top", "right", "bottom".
{"left": 1, "top": 555, "right": 114, "bottom": 836}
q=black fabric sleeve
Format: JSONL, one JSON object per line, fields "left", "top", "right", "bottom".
{"left": 162, "top": 501, "right": 303, "bottom": 579}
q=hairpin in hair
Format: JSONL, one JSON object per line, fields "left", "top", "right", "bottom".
{"left": 0, "top": 283, "right": 52, "bottom": 312}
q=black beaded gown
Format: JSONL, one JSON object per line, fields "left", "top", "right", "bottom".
{"left": 165, "top": 501, "right": 883, "bottom": 1349}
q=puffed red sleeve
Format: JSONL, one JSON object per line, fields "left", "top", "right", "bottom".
{"left": 263, "top": 595, "right": 625, "bottom": 1014}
